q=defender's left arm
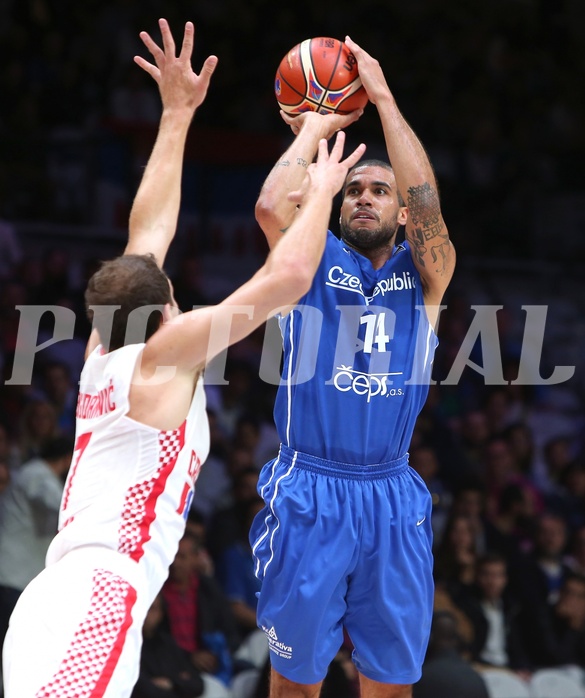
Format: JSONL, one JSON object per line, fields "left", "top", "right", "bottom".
{"left": 346, "top": 37, "right": 456, "bottom": 312}
{"left": 125, "top": 19, "right": 217, "bottom": 266}
{"left": 85, "top": 20, "right": 217, "bottom": 359}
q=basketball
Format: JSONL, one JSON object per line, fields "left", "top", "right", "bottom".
{"left": 274, "top": 37, "right": 368, "bottom": 116}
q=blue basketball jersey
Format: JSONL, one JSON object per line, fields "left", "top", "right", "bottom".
{"left": 274, "top": 231, "right": 438, "bottom": 464}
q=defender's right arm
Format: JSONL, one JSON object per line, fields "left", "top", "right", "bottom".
{"left": 255, "top": 109, "right": 363, "bottom": 249}
{"left": 145, "top": 132, "right": 366, "bottom": 372}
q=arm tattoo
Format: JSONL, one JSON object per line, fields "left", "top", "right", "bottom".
{"left": 407, "top": 182, "right": 441, "bottom": 233}
{"left": 406, "top": 182, "right": 450, "bottom": 272}
{"left": 296, "top": 157, "right": 309, "bottom": 168}
{"left": 277, "top": 159, "right": 290, "bottom": 167}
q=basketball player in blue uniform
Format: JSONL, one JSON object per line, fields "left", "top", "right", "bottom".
{"left": 250, "top": 37, "right": 456, "bottom": 698}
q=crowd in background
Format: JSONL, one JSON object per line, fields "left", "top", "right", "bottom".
{"left": 1, "top": 0, "right": 585, "bottom": 696}
{"left": 0, "top": 0, "right": 584, "bottom": 261}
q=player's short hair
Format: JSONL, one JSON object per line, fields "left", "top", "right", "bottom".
{"left": 343, "top": 159, "right": 406, "bottom": 206}
{"left": 85, "top": 254, "right": 172, "bottom": 351}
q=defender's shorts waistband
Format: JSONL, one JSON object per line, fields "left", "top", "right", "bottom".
{"left": 277, "top": 444, "right": 409, "bottom": 480}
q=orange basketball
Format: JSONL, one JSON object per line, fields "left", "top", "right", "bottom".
{"left": 274, "top": 37, "right": 368, "bottom": 115}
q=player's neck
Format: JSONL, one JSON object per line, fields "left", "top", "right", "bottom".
{"left": 343, "top": 239, "right": 395, "bottom": 270}
{"left": 366, "top": 248, "right": 395, "bottom": 270}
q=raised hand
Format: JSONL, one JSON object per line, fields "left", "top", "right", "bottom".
{"left": 344, "top": 36, "right": 391, "bottom": 105}
{"left": 288, "top": 131, "right": 366, "bottom": 204}
{"left": 134, "top": 19, "right": 218, "bottom": 114}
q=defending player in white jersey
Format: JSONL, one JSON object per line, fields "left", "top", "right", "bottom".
{"left": 1, "top": 19, "right": 365, "bottom": 698}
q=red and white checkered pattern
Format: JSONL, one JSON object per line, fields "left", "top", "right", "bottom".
{"left": 118, "top": 427, "right": 184, "bottom": 558}
{"left": 158, "top": 428, "right": 183, "bottom": 467}
{"left": 35, "top": 569, "right": 136, "bottom": 698}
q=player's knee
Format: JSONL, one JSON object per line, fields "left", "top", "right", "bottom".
{"left": 269, "top": 668, "right": 323, "bottom": 698}
{"left": 358, "top": 673, "right": 412, "bottom": 698}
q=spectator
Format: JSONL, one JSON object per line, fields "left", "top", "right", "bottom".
{"left": 523, "top": 573, "right": 585, "bottom": 670}
{"left": 216, "top": 496, "right": 264, "bottom": 638}
{"left": 456, "top": 553, "right": 530, "bottom": 672}
{"left": 482, "top": 436, "right": 542, "bottom": 522}
{"left": 408, "top": 386, "right": 467, "bottom": 490}
{"left": 0, "top": 362, "right": 31, "bottom": 449}
{"left": 131, "top": 593, "right": 204, "bottom": 698}
{"left": 0, "top": 436, "right": 72, "bottom": 650}
{"left": 206, "top": 361, "right": 255, "bottom": 440}
{"left": 232, "top": 415, "right": 263, "bottom": 469}
{"left": 457, "top": 409, "right": 492, "bottom": 477}
{"left": 511, "top": 512, "right": 571, "bottom": 609}
{"left": 502, "top": 422, "right": 536, "bottom": 480}
{"left": 206, "top": 466, "right": 259, "bottom": 563}
{"left": 450, "top": 481, "right": 492, "bottom": 555}
{"left": 483, "top": 437, "right": 520, "bottom": 514}
{"left": 489, "top": 483, "right": 537, "bottom": 559}
{"left": 433, "top": 583, "right": 475, "bottom": 653}
{"left": 413, "top": 610, "right": 490, "bottom": 698}
{"left": 554, "top": 461, "right": 585, "bottom": 530}
{"left": 541, "top": 434, "right": 577, "bottom": 496}
{"left": 0, "top": 422, "right": 19, "bottom": 471}
{"left": 184, "top": 510, "right": 215, "bottom": 579}
{"left": 434, "top": 514, "right": 479, "bottom": 598}
{"left": 34, "top": 325, "right": 87, "bottom": 400}
{"left": 564, "top": 525, "right": 585, "bottom": 578}
{"left": 0, "top": 461, "right": 9, "bottom": 497}
{"left": 483, "top": 387, "right": 516, "bottom": 436}
{"left": 162, "top": 533, "right": 240, "bottom": 693}
{"left": 16, "top": 399, "right": 60, "bottom": 463}
{"left": 37, "top": 361, "right": 77, "bottom": 438}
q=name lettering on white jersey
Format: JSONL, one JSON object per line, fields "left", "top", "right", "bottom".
{"left": 76, "top": 379, "right": 116, "bottom": 419}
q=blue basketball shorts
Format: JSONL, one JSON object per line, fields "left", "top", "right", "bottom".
{"left": 249, "top": 444, "right": 434, "bottom": 685}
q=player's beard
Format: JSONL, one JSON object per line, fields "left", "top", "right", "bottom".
{"left": 339, "top": 213, "right": 400, "bottom": 253}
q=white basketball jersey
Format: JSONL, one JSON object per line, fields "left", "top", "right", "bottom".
{"left": 46, "top": 343, "right": 210, "bottom": 602}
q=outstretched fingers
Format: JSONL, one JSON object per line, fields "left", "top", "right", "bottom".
{"left": 341, "top": 142, "right": 367, "bottom": 169}
{"left": 195, "top": 54, "right": 219, "bottom": 98}
{"left": 134, "top": 29, "right": 164, "bottom": 80}
{"left": 315, "top": 135, "right": 333, "bottom": 164}
{"left": 327, "top": 130, "right": 347, "bottom": 163}
{"left": 317, "top": 132, "right": 366, "bottom": 170}
{"left": 200, "top": 54, "right": 219, "bottom": 78}
{"left": 134, "top": 53, "right": 160, "bottom": 81}
{"left": 179, "top": 21, "right": 194, "bottom": 62}
{"left": 158, "top": 18, "right": 176, "bottom": 58}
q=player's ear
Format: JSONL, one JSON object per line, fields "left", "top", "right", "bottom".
{"left": 162, "top": 302, "right": 176, "bottom": 323}
{"left": 398, "top": 206, "right": 408, "bottom": 226}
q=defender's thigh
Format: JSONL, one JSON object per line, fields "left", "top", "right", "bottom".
{"left": 3, "top": 554, "right": 144, "bottom": 698}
